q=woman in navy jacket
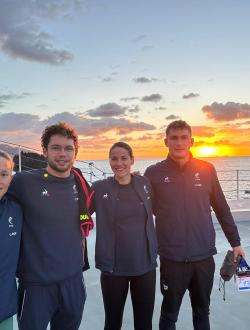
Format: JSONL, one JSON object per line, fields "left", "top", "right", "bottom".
{"left": 92, "top": 142, "right": 157, "bottom": 330}
{"left": 0, "top": 151, "right": 22, "bottom": 330}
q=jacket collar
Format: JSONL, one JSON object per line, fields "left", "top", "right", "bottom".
{"left": 166, "top": 152, "right": 193, "bottom": 170}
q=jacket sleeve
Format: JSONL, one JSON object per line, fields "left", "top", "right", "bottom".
{"left": 209, "top": 165, "right": 241, "bottom": 247}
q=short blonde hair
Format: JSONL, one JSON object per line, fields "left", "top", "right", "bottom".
{"left": 0, "top": 150, "right": 14, "bottom": 170}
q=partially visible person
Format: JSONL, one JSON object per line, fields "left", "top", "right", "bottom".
{"left": 8, "top": 122, "right": 93, "bottom": 330}
{"left": 91, "top": 142, "right": 157, "bottom": 330}
{"left": 144, "top": 120, "right": 245, "bottom": 330}
{"left": 0, "top": 151, "right": 22, "bottom": 330}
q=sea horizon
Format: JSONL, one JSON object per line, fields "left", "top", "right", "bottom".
{"left": 79, "top": 154, "right": 250, "bottom": 161}
{"left": 76, "top": 156, "right": 250, "bottom": 201}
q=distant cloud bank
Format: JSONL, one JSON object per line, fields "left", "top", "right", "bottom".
{"left": 0, "top": 108, "right": 156, "bottom": 145}
{"left": 202, "top": 102, "right": 250, "bottom": 121}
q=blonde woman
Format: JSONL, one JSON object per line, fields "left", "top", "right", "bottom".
{"left": 0, "top": 151, "right": 22, "bottom": 330}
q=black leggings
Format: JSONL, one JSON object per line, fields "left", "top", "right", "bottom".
{"left": 100, "top": 269, "right": 156, "bottom": 330}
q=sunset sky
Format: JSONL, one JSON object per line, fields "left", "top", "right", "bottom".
{"left": 0, "top": 0, "right": 250, "bottom": 160}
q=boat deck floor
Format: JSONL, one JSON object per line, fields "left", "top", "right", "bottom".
{"left": 13, "top": 203, "right": 250, "bottom": 329}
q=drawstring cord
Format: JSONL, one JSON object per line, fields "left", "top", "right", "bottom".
{"left": 219, "top": 277, "right": 226, "bottom": 301}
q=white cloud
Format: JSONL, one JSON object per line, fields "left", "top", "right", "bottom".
{"left": 0, "top": 0, "right": 80, "bottom": 64}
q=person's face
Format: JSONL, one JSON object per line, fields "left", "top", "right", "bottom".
{"left": 0, "top": 157, "right": 12, "bottom": 200}
{"left": 43, "top": 134, "right": 76, "bottom": 177}
{"left": 165, "top": 128, "right": 194, "bottom": 161}
{"left": 109, "top": 147, "right": 134, "bottom": 182}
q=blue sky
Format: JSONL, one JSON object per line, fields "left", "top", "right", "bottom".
{"left": 1, "top": 0, "right": 250, "bottom": 158}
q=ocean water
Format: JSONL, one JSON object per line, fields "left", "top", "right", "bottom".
{"left": 76, "top": 156, "right": 250, "bottom": 200}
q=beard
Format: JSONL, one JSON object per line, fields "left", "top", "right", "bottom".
{"left": 47, "top": 158, "right": 73, "bottom": 174}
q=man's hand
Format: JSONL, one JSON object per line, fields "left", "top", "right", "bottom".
{"left": 232, "top": 245, "right": 245, "bottom": 262}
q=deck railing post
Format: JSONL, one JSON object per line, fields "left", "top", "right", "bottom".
{"left": 237, "top": 169, "right": 239, "bottom": 200}
{"left": 18, "top": 146, "right": 22, "bottom": 172}
{"left": 89, "top": 163, "right": 93, "bottom": 183}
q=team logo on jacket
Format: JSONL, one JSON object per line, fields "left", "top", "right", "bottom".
{"left": 163, "top": 284, "right": 168, "bottom": 291}
{"left": 73, "top": 184, "right": 78, "bottom": 194}
{"left": 194, "top": 172, "right": 200, "bottom": 181}
{"left": 41, "top": 188, "right": 50, "bottom": 197}
{"left": 8, "top": 216, "right": 16, "bottom": 237}
{"left": 8, "top": 217, "right": 13, "bottom": 227}
{"left": 103, "top": 193, "right": 108, "bottom": 199}
{"left": 194, "top": 172, "right": 202, "bottom": 187}
{"left": 73, "top": 184, "right": 79, "bottom": 201}
{"left": 164, "top": 176, "right": 171, "bottom": 183}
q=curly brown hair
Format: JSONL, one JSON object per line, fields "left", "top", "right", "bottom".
{"left": 41, "top": 122, "right": 79, "bottom": 155}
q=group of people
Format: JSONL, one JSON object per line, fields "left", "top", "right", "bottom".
{"left": 0, "top": 120, "right": 245, "bottom": 330}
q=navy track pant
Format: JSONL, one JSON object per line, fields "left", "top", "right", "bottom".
{"left": 17, "top": 273, "right": 86, "bottom": 330}
{"left": 159, "top": 257, "right": 215, "bottom": 330}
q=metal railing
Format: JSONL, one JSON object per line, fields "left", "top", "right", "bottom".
{"left": 217, "top": 170, "right": 250, "bottom": 200}
{"left": 1, "top": 140, "right": 250, "bottom": 200}
{"left": 0, "top": 139, "right": 109, "bottom": 182}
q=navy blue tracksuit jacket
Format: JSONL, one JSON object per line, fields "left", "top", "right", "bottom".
{"left": 145, "top": 155, "right": 241, "bottom": 262}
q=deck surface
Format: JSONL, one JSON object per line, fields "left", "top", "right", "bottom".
{"left": 13, "top": 201, "right": 250, "bottom": 329}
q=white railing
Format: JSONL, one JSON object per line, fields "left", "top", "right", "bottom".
{"left": 1, "top": 140, "right": 250, "bottom": 200}
{"left": 0, "top": 139, "right": 109, "bottom": 182}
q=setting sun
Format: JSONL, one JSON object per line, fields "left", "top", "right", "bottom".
{"left": 195, "top": 146, "right": 218, "bottom": 157}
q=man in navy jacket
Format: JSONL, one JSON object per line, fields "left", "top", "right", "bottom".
{"left": 9, "top": 122, "right": 93, "bottom": 330}
{"left": 145, "top": 120, "right": 245, "bottom": 330}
